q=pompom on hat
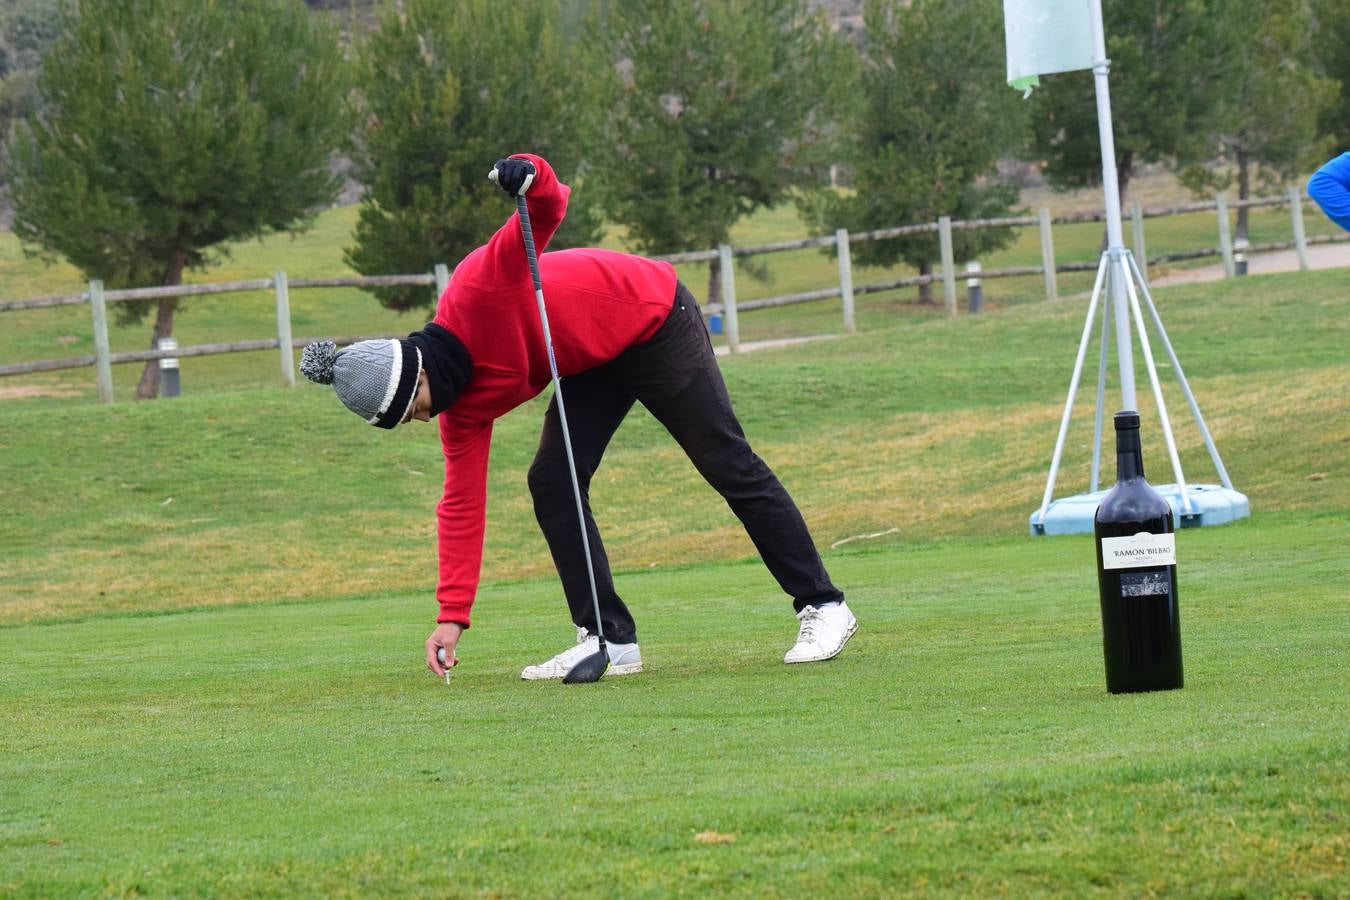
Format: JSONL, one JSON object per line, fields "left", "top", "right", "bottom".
{"left": 300, "top": 338, "right": 422, "bottom": 429}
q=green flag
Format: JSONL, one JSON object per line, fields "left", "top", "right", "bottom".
{"left": 1003, "top": 0, "right": 1095, "bottom": 93}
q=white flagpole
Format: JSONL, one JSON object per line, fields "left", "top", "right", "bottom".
{"left": 1086, "top": 0, "right": 1136, "bottom": 411}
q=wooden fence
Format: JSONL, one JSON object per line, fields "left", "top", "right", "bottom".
{"left": 2, "top": 188, "right": 1346, "bottom": 402}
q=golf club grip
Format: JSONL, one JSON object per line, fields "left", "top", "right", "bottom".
{"left": 515, "top": 196, "right": 544, "bottom": 293}
{"left": 516, "top": 197, "right": 564, "bottom": 389}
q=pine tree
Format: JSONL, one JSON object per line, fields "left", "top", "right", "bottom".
{"left": 1195, "top": 0, "right": 1339, "bottom": 241}
{"left": 1310, "top": 0, "right": 1350, "bottom": 152}
{"left": 4, "top": 0, "right": 349, "bottom": 399}
{"left": 594, "top": 0, "right": 855, "bottom": 306}
{"left": 345, "top": 0, "right": 605, "bottom": 313}
{"left": 803, "top": 0, "right": 1026, "bottom": 304}
{"left": 1026, "top": 0, "right": 1240, "bottom": 209}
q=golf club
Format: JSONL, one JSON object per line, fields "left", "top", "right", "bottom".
{"left": 505, "top": 183, "right": 610, "bottom": 685}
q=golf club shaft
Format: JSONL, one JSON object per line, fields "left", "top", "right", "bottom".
{"left": 515, "top": 195, "right": 607, "bottom": 647}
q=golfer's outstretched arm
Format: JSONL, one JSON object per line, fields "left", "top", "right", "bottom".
{"left": 479, "top": 153, "right": 570, "bottom": 283}
{"left": 1308, "top": 152, "right": 1350, "bottom": 232}
{"left": 433, "top": 416, "right": 495, "bottom": 629}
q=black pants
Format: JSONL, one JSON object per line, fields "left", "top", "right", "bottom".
{"left": 527, "top": 282, "right": 844, "bottom": 644}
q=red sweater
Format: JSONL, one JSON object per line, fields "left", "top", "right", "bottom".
{"left": 430, "top": 155, "right": 677, "bottom": 626}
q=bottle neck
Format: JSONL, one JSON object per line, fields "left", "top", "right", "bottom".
{"left": 1115, "top": 427, "right": 1145, "bottom": 481}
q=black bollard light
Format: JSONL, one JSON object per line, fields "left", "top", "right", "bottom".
{"left": 966, "top": 261, "right": 983, "bottom": 314}
{"left": 158, "top": 337, "right": 181, "bottom": 397}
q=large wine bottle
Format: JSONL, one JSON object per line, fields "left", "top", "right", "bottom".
{"left": 1093, "top": 410, "right": 1184, "bottom": 693}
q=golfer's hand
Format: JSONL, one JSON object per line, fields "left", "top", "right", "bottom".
{"left": 488, "top": 157, "right": 536, "bottom": 197}
{"left": 426, "top": 622, "right": 463, "bottom": 676}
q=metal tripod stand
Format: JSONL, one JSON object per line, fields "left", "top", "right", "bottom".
{"left": 1029, "top": 245, "right": 1248, "bottom": 535}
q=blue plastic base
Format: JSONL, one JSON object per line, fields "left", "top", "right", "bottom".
{"left": 1029, "top": 484, "right": 1250, "bottom": 536}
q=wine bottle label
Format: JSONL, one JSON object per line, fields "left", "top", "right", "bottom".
{"left": 1100, "top": 531, "right": 1176, "bottom": 570}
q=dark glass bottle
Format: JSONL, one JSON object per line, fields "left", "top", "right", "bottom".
{"left": 1093, "top": 411, "right": 1184, "bottom": 693}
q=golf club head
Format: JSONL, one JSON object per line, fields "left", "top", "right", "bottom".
{"left": 561, "top": 648, "right": 609, "bottom": 684}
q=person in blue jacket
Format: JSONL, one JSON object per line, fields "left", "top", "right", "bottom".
{"left": 1307, "top": 153, "right": 1350, "bottom": 232}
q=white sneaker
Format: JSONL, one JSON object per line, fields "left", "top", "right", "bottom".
{"left": 520, "top": 626, "right": 643, "bottom": 680}
{"left": 784, "top": 601, "right": 857, "bottom": 664}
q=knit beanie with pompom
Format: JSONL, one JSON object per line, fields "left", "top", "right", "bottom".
{"left": 299, "top": 338, "right": 422, "bottom": 429}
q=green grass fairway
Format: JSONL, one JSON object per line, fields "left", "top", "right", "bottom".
{"left": 2, "top": 200, "right": 1348, "bottom": 892}
{"left": 3, "top": 270, "right": 1347, "bottom": 627}
{"left": 2, "top": 520, "right": 1347, "bottom": 896}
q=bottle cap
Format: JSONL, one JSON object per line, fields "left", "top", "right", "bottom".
{"left": 1114, "top": 410, "right": 1140, "bottom": 430}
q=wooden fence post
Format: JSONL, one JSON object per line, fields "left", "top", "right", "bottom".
{"left": 1130, "top": 201, "right": 1148, "bottom": 285}
{"left": 89, "top": 279, "right": 113, "bottom": 404}
{"left": 1038, "top": 208, "right": 1059, "bottom": 302}
{"left": 274, "top": 270, "right": 295, "bottom": 387}
{"left": 1288, "top": 187, "right": 1310, "bottom": 271}
{"left": 718, "top": 244, "right": 740, "bottom": 353}
{"left": 435, "top": 263, "right": 450, "bottom": 297}
{"left": 1216, "top": 193, "right": 1235, "bottom": 278}
{"left": 835, "top": 228, "right": 855, "bottom": 333}
{"left": 938, "top": 215, "right": 956, "bottom": 317}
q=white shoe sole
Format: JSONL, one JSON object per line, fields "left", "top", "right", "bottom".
{"left": 784, "top": 620, "right": 858, "bottom": 664}
{"left": 521, "top": 660, "right": 643, "bottom": 681}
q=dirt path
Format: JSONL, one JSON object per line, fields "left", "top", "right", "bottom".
{"left": 712, "top": 334, "right": 837, "bottom": 357}
{"left": 724, "top": 239, "right": 1349, "bottom": 356}
{"left": 1150, "top": 240, "right": 1350, "bottom": 286}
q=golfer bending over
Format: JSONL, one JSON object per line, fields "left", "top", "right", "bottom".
{"left": 301, "top": 154, "right": 855, "bottom": 681}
